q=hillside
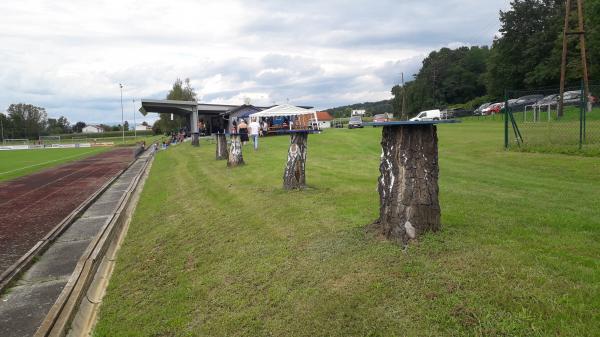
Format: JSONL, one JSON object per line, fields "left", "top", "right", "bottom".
{"left": 326, "top": 99, "right": 393, "bottom": 118}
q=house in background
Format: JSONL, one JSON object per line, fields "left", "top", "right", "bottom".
{"left": 82, "top": 125, "right": 104, "bottom": 133}
{"left": 135, "top": 123, "right": 152, "bottom": 131}
{"left": 298, "top": 111, "right": 334, "bottom": 129}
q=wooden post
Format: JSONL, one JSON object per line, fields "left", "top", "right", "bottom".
{"left": 215, "top": 133, "right": 227, "bottom": 160}
{"left": 227, "top": 134, "right": 244, "bottom": 167}
{"left": 369, "top": 125, "right": 441, "bottom": 244}
{"left": 283, "top": 132, "right": 308, "bottom": 189}
{"left": 559, "top": 0, "right": 590, "bottom": 117}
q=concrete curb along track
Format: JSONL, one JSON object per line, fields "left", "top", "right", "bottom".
{"left": 33, "top": 151, "right": 154, "bottom": 336}
{"left": 0, "top": 147, "right": 144, "bottom": 294}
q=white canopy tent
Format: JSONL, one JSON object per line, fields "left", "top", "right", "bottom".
{"left": 249, "top": 104, "right": 319, "bottom": 130}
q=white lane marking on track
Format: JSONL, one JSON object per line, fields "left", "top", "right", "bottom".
{"left": 0, "top": 150, "right": 106, "bottom": 207}
{"left": 0, "top": 149, "right": 130, "bottom": 207}
{"left": 0, "top": 150, "right": 99, "bottom": 176}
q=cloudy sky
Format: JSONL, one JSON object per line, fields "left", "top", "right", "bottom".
{"left": 0, "top": 0, "right": 510, "bottom": 124}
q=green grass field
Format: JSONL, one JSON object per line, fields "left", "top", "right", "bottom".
{"left": 94, "top": 122, "right": 600, "bottom": 336}
{"left": 0, "top": 134, "right": 169, "bottom": 182}
{"left": 463, "top": 107, "right": 600, "bottom": 156}
{"left": 0, "top": 147, "right": 110, "bottom": 182}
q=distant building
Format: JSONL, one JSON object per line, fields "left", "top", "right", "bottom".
{"left": 135, "top": 124, "right": 151, "bottom": 131}
{"left": 224, "top": 105, "right": 264, "bottom": 132}
{"left": 299, "top": 111, "right": 334, "bottom": 129}
{"left": 82, "top": 125, "right": 104, "bottom": 133}
{"left": 352, "top": 109, "right": 366, "bottom": 116}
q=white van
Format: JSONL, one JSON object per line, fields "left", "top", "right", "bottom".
{"left": 410, "top": 109, "right": 442, "bottom": 121}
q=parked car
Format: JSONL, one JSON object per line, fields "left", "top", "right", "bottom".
{"left": 371, "top": 114, "right": 391, "bottom": 127}
{"left": 410, "top": 109, "right": 442, "bottom": 121}
{"left": 488, "top": 102, "right": 505, "bottom": 114}
{"left": 563, "top": 90, "right": 582, "bottom": 106}
{"left": 533, "top": 94, "right": 559, "bottom": 107}
{"left": 508, "top": 95, "right": 544, "bottom": 111}
{"left": 530, "top": 91, "right": 583, "bottom": 109}
{"left": 372, "top": 114, "right": 391, "bottom": 123}
{"left": 474, "top": 103, "right": 492, "bottom": 116}
{"left": 445, "top": 108, "right": 472, "bottom": 118}
{"left": 481, "top": 103, "right": 504, "bottom": 116}
{"left": 332, "top": 120, "right": 344, "bottom": 128}
{"left": 480, "top": 102, "right": 504, "bottom": 115}
{"left": 348, "top": 116, "right": 364, "bottom": 129}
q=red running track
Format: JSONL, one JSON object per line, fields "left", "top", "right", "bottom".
{"left": 0, "top": 148, "right": 134, "bottom": 274}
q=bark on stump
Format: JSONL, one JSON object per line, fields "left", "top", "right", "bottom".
{"left": 215, "top": 133, "right": 227, "bottom": 160}
{"left": 369, "top": 125, "right": 441, "bottom": 245}
{"left": 227, "top": 134, "right": 244, "bottom": 167}
{"left": 283, "top": 132, "right": 308, "bottom": 189}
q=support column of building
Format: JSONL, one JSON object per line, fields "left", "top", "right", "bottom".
{"left": 191, "top": 105, "right": 199, "bottom": 146}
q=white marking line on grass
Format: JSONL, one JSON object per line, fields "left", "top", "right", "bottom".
{"left": 0, "top": 149, "right": 100, "bottom": 176}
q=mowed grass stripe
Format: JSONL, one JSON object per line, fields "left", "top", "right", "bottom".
{"left": 0, "top": 149, "right": 99, "bottom": 175}
{"left": 0, "top": 147, "right": 109, "bottom": 182}
{"left": 95, "top": 123, "right": 600, "bottom": 337}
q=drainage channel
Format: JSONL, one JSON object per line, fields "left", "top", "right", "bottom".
{"left": 0, "top": 150, "right": 154, "bottom": 337}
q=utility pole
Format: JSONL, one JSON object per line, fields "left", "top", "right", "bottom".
{"left": 119, "top": 84, "right": 124, "bottom": 144}
{"left": 559, "top": 0, "right": 590, "bottom": 117}
{"left": 432, "top": 67, "right": 437, "bottom": 108}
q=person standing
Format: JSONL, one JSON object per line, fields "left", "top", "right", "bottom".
{"left": 249, "top": 118, "right": 261, "bottom": 150}
{"left": 238, "top": 119, "right": 249, "bottom": 145}
{"left": 262, "top": 120, "right": 269, "bottom": 136}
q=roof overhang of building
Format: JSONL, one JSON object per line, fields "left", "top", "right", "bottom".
{"left": 139, "top": 99, "right": 239, "bottom": 117}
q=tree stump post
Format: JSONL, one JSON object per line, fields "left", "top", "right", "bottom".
{"left": 283, "top": 132, "right": 308, "bottom": 189}
{"left": 191, "top": 133, "right": 200, "bottom": 147}
{"left": 227, "top": 134, "right": 244, "bottom": 167}
{"left": 369, "top": 125, "right": 441, "bottom": 244}
{"left": 215, "top": 133, "right": 227, "bottom": 160}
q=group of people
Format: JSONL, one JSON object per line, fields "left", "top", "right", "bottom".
{"left": 231, "top": 118, "right": 268, "bottom": 150}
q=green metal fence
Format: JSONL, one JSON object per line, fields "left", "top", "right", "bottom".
{"left": 504, "top": 83, "right": 600, "bottom": 154}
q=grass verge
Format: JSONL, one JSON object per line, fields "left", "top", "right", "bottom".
{"left": 94, "top": 122, "right": 600, "bottom": 336}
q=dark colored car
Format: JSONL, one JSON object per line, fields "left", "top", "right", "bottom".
{"left": 534, "top": 94, "right": 559, "bottom": 107}
{"left": 446, "top": 108, "right": 472, "bottom": 118}
{"left": 532, "top": 91, "right": 582, "bottom": 108}
{"left": 508, "top": 95, "right": 544, "bottom": 111}
{"left": 348, "top": 116, "right": 364, "bottom": 129}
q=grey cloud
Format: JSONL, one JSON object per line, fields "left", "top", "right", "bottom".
{"left": 0, "top": 0, "right": 511, "bottom": 122}
{"left": 241, "top": 0, "right": 508, "bottom": 49}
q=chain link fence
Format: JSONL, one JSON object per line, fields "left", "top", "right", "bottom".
{"left": 504, "top": 84, "right": 600, "bottom": 155}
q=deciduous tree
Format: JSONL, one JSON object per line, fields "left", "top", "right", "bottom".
{"left": 158, "top": 78, "right": 197, "bottom": 133}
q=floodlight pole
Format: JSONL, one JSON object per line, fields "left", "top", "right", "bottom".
{"left": 132, "top": 99, "right": 137, "bottom": 139}
{"left": 401, "top": 72, "right": 407, "bottom": 120}
{"left": 0, "top": 117, "right": 4, "bottom": 144}
{"left": 120, "top": 83, "right": 124, "bottom": 144}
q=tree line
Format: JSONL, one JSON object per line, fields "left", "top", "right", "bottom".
{"left": 390, "top": 0, "right": 600, "bottom": 116}
{"left": 0, "top": 103, "right": 134, "bottom": 140}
